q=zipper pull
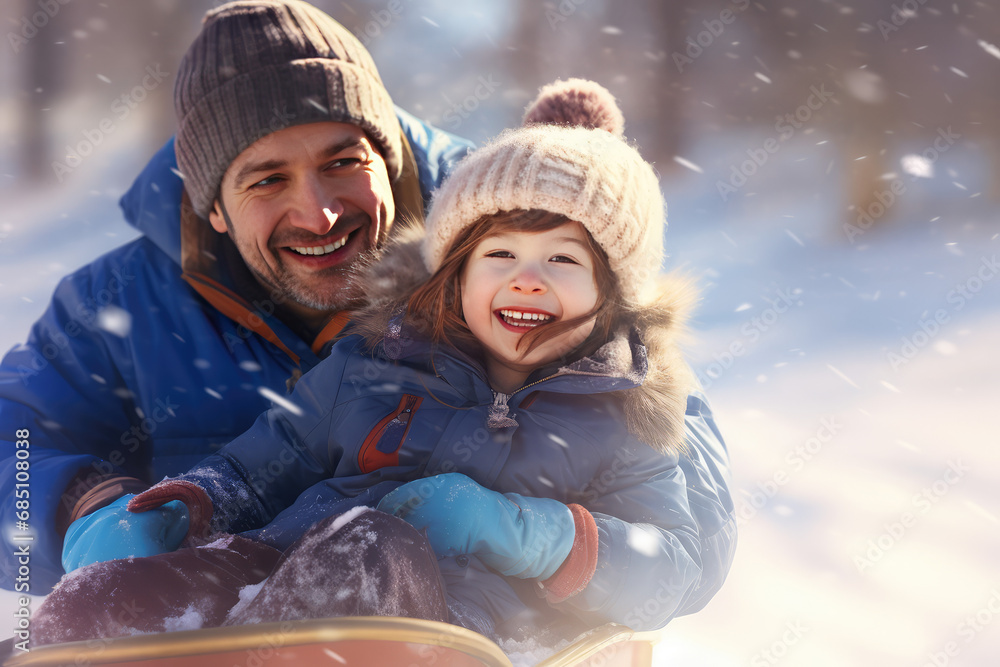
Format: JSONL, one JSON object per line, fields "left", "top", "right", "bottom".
{"left": 487, "top": 391, "right": 519, "bottom": 429}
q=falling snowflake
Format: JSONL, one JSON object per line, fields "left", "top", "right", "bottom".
{"left": 97, "top": 306, "right": 132, "bottom": 337}
{"left": 901, "top": 154, "right": 933, "bottom": 179}
{"left": 673, "top": 156, "right": 703, "bottom": 174}
{"left": 978, "top": 40, "right": 1000, "bottom": 60}
{"left": 323, "top": 648, "right": 348, "bottom": 664}
{"left": 933, "top": 340, "right": 957, "bottom": 356}
{"left": 827, "top": 364, "right": 860, "bottom": 389}
{"left": 259, "top": 386, "right": 304, "bottom": 416}
{"left": 547, "top": 433, "right": 569, "bottom": 448}
{"left": 785, "top": 230, "right": 805, "bottom": 247}
{"left": 625, "top": 525, "right": 659, "bottom": 557}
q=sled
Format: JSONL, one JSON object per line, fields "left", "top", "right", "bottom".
{"left": 3, "top": 617, "right": 661, "bottom": 667}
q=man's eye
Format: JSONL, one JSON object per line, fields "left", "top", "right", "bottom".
{"left": 250, "top": 175, "right": 281, "bottom": 188}
{"left": 327, "top": 157, "right": 363, "bottom": 170}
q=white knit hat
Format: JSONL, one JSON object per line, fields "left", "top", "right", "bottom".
{"left": 422, "top": 78, "right": 666, "bottom": 306}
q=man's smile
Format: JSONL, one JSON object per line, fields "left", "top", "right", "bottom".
{"left": 275, "top": 220, "right": 367, "bottom": 269}
{"left": 288, "top": 232, "right": 351, "bottom": 256}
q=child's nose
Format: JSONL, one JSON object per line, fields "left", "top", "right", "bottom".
{"left": 510, "top": 268, "right": 547, "bottom": 294}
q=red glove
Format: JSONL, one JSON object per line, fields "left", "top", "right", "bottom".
{"left": 127, "top": 480, "right": 214, "bottom": 544}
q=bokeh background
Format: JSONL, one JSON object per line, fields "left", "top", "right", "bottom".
{"left": 2, "top": 1, "right": 999, "bottom": 664}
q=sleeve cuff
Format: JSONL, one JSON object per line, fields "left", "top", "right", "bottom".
{"left": 540, "top": 503, "right": 599, "bottom": 603}
{"left": 128, "top": 480, "right": 214, "bottom": 542}
{"left": 60, "top": 475, "right": 150, "bottom": 537}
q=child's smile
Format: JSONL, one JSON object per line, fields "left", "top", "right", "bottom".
{"left": 495, "top": 308, "right": 555, "bottom": 330}
{"left": 461, "top": 221, "right": 599, "bottom": 393}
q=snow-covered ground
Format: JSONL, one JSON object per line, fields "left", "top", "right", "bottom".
{"left": 650, "top": 136, "right": 1000, "bottom": 666}
{"left": 3, "top": 123, "right": 997, "bottom": 665}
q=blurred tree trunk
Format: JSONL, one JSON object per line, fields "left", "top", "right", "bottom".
{"left": 645, "top": 0, "right": 691, "bottom": 170}
{"left": 18, "top": 0, "right": 61, "bottom": 183}
{"left": 510, "top": 0, "right": 546, "bottom": 97}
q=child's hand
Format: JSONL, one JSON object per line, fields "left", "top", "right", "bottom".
{"left": 376, "top": 472, "right": 576, "bottom": 580}
{"left": 61, "top": 494, "right": 189, "bottom": 573}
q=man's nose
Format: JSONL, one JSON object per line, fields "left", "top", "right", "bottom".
{"left": 288, "top": 178, "right": 343, "bottom": 235}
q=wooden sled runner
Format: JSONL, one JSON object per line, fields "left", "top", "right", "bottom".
{"left": 3, "top": 617, "right": 661, "bottom": 667}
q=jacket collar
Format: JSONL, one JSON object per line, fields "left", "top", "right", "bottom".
{"left": 346, "top": 232, "right": 697, "bottom": 455}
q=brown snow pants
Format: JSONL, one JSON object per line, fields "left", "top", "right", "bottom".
{"left": 32, "top": 509, "right": 449, "bottom": 646}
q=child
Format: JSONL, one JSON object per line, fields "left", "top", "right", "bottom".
{"left": 36, "top": 79, "right": 735, "bottom": 650}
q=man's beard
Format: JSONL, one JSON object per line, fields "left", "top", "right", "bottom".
{"left": 219, "top": 200, "right": 388, "bottom": 314}
{"left": 259, "top": 242, "right": 387, "bottom": 312}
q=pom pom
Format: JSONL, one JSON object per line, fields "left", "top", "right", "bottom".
{"left": 522, "top": 78, "right": 625, "bottom": 137}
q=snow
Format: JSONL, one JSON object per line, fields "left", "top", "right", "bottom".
{"left": 258, "top": 385, "right": 305, "bottom": 417}
{"left": 323, "top": 648, "right": 348, "bottom": 663}
{"left": 96, "top": 305, "right": 132, "bottom": 337}
{"left": 328, "top": 506, "right": 372, "bottom": 534}
{"left": 224, "top": 580, "right": 266, "bottom": 624}
{"left": 673, "top": 156, "right": 704, "bottom": 174}
{"left": 979, "top": 40, "right": 1000, "bottom": 61}
{"left": 501, "top": 635, "right": 570, "bottom": 667}
{"left": 644, "top": 133, "right": 999, "bottom": 665}
{"left": 162, "top": 605, "right": 206, "bottom": 633}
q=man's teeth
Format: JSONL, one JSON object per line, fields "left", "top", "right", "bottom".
{"left": 290, "top": 235, "right": 348, "bottom": 256}
{"left": 499, "top": 309, "right": 553, "bottom": 327}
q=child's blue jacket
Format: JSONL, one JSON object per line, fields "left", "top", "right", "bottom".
{"left": 165, "top": 237, "right": 737, "bottom": 636}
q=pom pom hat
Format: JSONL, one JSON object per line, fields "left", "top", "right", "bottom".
{"left": 422, "top": 78, "right": 666, "bottom": 306}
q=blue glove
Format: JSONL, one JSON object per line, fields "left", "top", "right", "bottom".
{"left": 62, "top": 494, "right": 189, "bottom": 573}
{"left": 376, "top": 473, "right": 575, "bottom": 580}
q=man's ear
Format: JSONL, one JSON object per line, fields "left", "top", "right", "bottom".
{"left": 207, "top": 200, "right": 229, "bottom": 234}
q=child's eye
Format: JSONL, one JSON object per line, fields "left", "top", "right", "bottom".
{"left": 550, "top": 254, "right": 579, "bottom": 264}
{"left": 485, "top": 250, "right": 514, "bottom": 259}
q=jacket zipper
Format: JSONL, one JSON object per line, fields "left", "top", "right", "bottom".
{"left": 489, "top": 374, "right": 559, "bottom": 415}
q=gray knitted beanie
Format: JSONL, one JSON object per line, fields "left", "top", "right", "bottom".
{"left": 422, "top": 78, "right": 666, "bottom": 306}
{"left": 174, "top": 0, "right": 402, "bottom": 219}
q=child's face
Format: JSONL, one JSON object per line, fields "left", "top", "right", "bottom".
{"left": 460, "top": 221, "right": 599, "bottom": 393}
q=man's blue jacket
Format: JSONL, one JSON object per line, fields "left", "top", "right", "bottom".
{"left": 0, "top": 110, "right": 473, "bottom": 591}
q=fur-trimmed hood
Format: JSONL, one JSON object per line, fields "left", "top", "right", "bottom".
{"left": 344, "top": 226, "right": 698, "bottom": 455}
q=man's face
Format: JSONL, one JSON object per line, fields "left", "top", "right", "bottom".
{"left": 209, "top": 121, "right": 395, "bottom": 313}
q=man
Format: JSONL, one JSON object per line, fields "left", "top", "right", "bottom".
{"left": 0, "top": 0, "right": 473, "bottom": 592}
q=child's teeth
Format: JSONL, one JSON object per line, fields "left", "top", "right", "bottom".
{"left": 500, "top": 310, "right": 551, "bottom": 325}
